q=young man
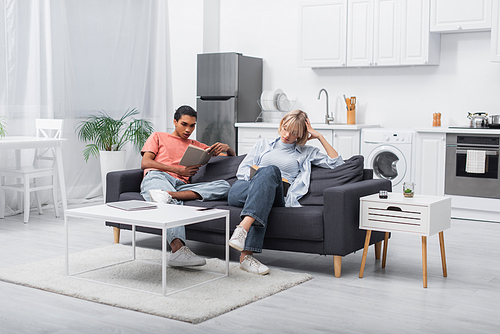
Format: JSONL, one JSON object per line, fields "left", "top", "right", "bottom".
{"left": 140, "top": 105, "right": 235, "bottom": 267}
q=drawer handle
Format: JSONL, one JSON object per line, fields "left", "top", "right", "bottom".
{"left": 386, "top": 206, "right": 402, "bottom": 212}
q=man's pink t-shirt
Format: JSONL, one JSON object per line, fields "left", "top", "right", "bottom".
{"left": 141, "top": 132, "right": 209, "bottom": 184}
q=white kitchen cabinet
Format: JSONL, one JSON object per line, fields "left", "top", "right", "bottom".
{"left": 298, "top": 0, "right": 347, "bottom": 67}
{"left": 300, "top": 0, "right": 438, "bottom": 68}
{"left": 414, "top": 132, "right": 446, "bottom": 196}
{"left": 430, "top": 0, "right": 492, "bottom": 33}
{"left": 237, "top": 127, "right": 279, "bottom": 155}
{"left": 347, "top": 0, "right": 374, "bottom": 66}
{"left": 401, "top": 0, "right": 440, "bottom": 65}
{"left": 373, "top": 0, "right": 401, "bottom": 66}
{"left": 334, "top": 129, "right": 360, "bottom": 159}
{"left": 491, "top": 0, "right": 500, "bottom": 62}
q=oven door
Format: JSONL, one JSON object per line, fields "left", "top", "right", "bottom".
{"left": 445, "top": 145, "right": 500, "bottom": 199}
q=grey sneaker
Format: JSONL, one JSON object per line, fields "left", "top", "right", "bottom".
{"left": 228, "top": 225, "right": 247, "bottom": 251}
{"left": 168, "top": 246, "right": 206, "bottom": 267}
{"left": 240, "top": 255, "right": 270, "bottom": 275}
{"left": 148, "top": 189, "right": 173, "bottom": 204}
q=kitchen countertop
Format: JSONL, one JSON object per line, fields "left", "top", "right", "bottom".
{"left": 235, "top": 122, "right": 380, "bottom": 130}
{"left": 415, "top": 127, "right": 500, "bottom": 135}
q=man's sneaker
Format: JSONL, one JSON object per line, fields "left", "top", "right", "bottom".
{"left": 148, "top": 189, "right": 173, "bottom": 204}
{"left": 228, "top": 225, "right": 247, "bottom": 251}
{"left": 168, "top": 246, "right": 206, "bottom": 267}
{"left": 240, "top": 255, "right": 270, "bottom": 275}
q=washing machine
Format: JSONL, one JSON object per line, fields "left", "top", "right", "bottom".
{"left": 361, "top": 128, "right": 414, "bottom": 193}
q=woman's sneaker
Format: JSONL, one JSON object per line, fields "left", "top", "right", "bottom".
{"left": 148, "top": 189, "right": 173, "bottom": 204}
{"left": 240, "top": 255, "right": 270, "bottom": 275}
{"left": 168, "top": 246, "right": 206, "bottom": 267}
{"left": 228, "top": 225, "right": 247, "bottom": 251}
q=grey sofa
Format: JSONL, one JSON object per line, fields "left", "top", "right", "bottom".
{"left": 105, "top": 155, "right": 391, "bottom": 277}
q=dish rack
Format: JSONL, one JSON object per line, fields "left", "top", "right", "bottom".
{"left": 255, "top": 100, "right": 296, "bottom": 123}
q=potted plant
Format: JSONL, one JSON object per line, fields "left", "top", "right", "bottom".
{"left": 76, "top": 108, "right": 154, "bottom": 198}
{"left": 0, "top": 117, "right": 7, "bottom": 138}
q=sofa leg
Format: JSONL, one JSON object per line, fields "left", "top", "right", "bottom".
{"left": 333, "top": 255, "right": 342, "bottom": 278}
{"left": 375, "top": 241, "right": 382, "bottom": 260}
{"left": 113, "top": 227, "right": 120, "bottom": 244}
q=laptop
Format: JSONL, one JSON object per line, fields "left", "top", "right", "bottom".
{"left": 106, "top": 200, "right": 157, "bottom": 211}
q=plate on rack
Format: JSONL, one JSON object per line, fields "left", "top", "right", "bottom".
{"left": 277, "top": 92, "right": 291, "bottom": 111}
{"left": 273, "top": 89, "right": 283, "bottom": 110}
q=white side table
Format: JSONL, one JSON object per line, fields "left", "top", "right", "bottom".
{"left": 358, "top": 193, "right": 451, "bottom": 288}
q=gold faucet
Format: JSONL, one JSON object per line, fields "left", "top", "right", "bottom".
{"left": 318, "top": 88, "right": 334, "bottom": 124}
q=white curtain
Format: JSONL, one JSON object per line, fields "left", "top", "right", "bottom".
{"left": 0, "top": 0, "right": 172, "bottom": 215}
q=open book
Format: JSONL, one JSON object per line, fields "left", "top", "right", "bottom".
{"left": 179, "top": 144, "right": 214, "bottom": 167}
{"left": 250, "top": 165, "right": 290, "bottom": 197}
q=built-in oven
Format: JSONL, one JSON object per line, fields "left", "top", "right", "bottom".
{"left": 445, "top": 134, "right": 500, "bottom": 199}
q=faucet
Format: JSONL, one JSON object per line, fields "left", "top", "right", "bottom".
{"left": 318, "top": 88, "right": 334, "bottom": 124}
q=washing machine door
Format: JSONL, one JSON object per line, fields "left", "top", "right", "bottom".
{"left": 367, "top": 145, "right": 407, "bottom": 188}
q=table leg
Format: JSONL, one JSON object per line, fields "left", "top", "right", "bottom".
{"left": 54, "top": 145, "right": 68, "bottom": 214}
{"left": 225, "top": 212, "right": 230, "bottom": 276}
{"left": 422, "top": 236, "right": 427, "bottom": 288}
{"left": 382, "top": 232, "right": 389, "bottom": 268}
{"left": 132, "top": 224, "right": 136, "bottom": 260}
{"left": 65, "top": 215, "right": 69, "bottom": 275}
{"left": 359, "top": 230, "right": 372, "bottom": 278}
{"left": 439, "top": 231, "right": 447, "bottom": 277}
{"left": 162, "top": 226, "right": 167, "bottom": 296}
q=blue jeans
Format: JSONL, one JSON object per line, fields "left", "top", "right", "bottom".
{"left": 141, "top": 170, "right": 230, "bottom": 245}
{"left": 228, "top": 166, "right": 285, "bottom": 253}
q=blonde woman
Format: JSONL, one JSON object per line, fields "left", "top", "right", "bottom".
{"left": 227, "top": 110, "right": 344, "bottom": 274}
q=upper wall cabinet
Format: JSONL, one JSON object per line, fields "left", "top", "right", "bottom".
{"left": 492, "top": 0, "right": 500, "bottom": 61}
{"left": 401, "top": 0, "right": 441, "bottom": 65}
{"left": 298, "top": 0, "right": 347, "bottom": 67}
{"left": 299, "top": 0, "right": 440, "bottom": 68}
{"left": 430, "top": 0, "right": 492, "bottom": 32}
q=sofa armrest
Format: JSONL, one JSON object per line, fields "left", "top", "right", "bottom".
{"left": 322, "top": 179, "right": 391, "bottom": 255}
{"left": 106, "top": 169, "right": 144, "bottom": 203}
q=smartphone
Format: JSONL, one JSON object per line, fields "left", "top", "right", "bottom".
{"left": 196, "top": 207, "right": 215, "bottom": 211}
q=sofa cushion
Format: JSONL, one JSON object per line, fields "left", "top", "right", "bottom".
{"left": 190, "top": 155, "right": 245, "bottom": 186}
{"left": 299, "top": 155, "right": 364, "bottom": 206}
{"left": 184, "top": 200, "right": 325, "bottom": 242}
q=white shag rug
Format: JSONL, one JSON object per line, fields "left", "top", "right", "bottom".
{"left": 0, "top": 244, "right": 313, "bottom": 324}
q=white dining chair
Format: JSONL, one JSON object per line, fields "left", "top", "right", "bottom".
{"left": 0, "top": 119, "right": 64, "bottom": 223}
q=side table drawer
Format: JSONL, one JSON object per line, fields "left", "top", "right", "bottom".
{"left": 361, "top": 201, "right": 429, "bottom": 234}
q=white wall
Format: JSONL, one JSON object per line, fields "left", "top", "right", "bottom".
{"left": 167, "top": 0, "right": 204, "bottom": 133}
{"left": 170, "top": 0, "right": 500, "bottom": 129}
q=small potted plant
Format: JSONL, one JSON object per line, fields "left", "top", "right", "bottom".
{"left": 76, "top": 108, "right": 154, "bottom": 197}
{"left": 0, "top": 117, "right": 7, "bottom": 138}
{"left": 403, "top": 182, "right": 415, "bottom": 198}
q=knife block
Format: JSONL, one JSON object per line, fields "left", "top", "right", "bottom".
{"left": 347, "top": 106, "right": 356, "bottom": 124}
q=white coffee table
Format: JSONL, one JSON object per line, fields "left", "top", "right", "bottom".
{"left": 64, "top": 201, "right": 230, "bottom": 296}
{"left": 358, "top": 193, "right": 451, "bottom": 288}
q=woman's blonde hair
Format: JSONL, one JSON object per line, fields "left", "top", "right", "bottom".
{"left": 279, "top": 109, "right": 309, "bottom": 146}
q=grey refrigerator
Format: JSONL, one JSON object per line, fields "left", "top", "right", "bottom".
{"left": 196, "top": 52, "right": 263, "bottom": 154}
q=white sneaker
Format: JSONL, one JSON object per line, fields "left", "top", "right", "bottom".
{"left": 240, "top": 255, "right": 270, "bottom": 275}
{"left": 148, "top": 189, "right": 173, "bottom": 204}
{"left": 228, "top": 225, "right": 247, "bottom": 251}
{"left": 168, "top": 246, "right": 206, "bottom": 267}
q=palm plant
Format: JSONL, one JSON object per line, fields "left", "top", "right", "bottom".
{"left": 0, "top": 117, "right": 7, "bottom": 138}
{"left": 76, "top": 108, "right": 154, "bottom": 162}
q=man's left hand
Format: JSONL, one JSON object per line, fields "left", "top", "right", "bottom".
{"left": 209, "top": 142, "right": 230, "bottom": 156}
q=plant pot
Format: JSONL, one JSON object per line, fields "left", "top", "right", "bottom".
{"left": 100, "top": 150, "right": 127, "bottom": 201}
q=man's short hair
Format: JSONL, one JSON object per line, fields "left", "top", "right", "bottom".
{"left": 174, "top": 105, "right": 197, "bottom": 121}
